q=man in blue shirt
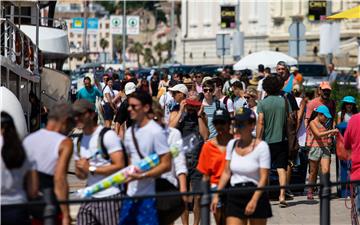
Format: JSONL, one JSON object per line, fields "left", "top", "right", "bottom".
{"left": 76, "top": 77, "right": 102, "bottom": 105}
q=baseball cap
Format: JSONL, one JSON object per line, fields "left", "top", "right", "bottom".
{"left": 290, "top": 66, "right": 298, "bottom": 73}
{"left": 315, "top": 105, "right": 332, "bottom": 119}
{"left": 342, "top": 96, "right": 356, "bottom": 104}
{"left": 233, "top": 108, "right": 256, "bottom": 125}
{"left": 201, "top": 76, "right": 213, "bottom": 85}
{"left": 124, "top": 82, "right": 136, "bottom": 95}
{"left": 168, "top": 84, "right": 188, "bottom": 95}
{"left": 319, "top": 81, "right": 332, "bottom": 90}
{"left": 213, "top": 108, "right": 231, "bottom": 123}
{"left": 72, "top": 99, "right": 95, "bottom": 114}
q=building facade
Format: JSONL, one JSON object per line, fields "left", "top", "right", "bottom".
{"left": 176, "top": 0, "right": 360, "bottom": 67}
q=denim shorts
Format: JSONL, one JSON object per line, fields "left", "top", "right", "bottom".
{"left": 308, "top": 146, "right": 331, "bottom": 161}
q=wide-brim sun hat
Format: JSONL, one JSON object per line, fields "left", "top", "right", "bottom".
{"left": 341, "top": 96, "right": 356, "bottom": 104}
{"left": 315, "top": 105, "right": 332, "bottom": 119}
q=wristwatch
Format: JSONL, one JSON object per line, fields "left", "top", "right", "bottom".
{"left": 89, "top": 166, "right": 97, "bottom": 175}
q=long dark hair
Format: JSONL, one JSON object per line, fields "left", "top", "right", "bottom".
{"left": 340, "top": 102, "right": 358, "bottom": 122}
{"left": 1, "top": 111, "right": 26, "bottom": 169}
{"left": 307, "top": 111, "right": 319, "bottom": 128}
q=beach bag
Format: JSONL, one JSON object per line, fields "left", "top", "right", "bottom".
{"left": 336, "top": 133, "right": 351, "bottom": 161}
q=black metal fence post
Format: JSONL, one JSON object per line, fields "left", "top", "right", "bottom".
{"left": 320, "top": 173, "right": 331, "bottom": 225}
{"left": 43, "top": 189, "right": 57, "bottom": 225}
{"left": 200, "top": 179, "right": 211, "bottom": 225}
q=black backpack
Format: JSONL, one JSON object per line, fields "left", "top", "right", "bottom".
{"left": 76, "top": 127, "right": 112, "bottom": 160}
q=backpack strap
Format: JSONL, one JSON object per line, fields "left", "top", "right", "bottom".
{"left": 131, "top": 125, "right": 144, "bottom": 159}
{"left": 99, "top": 127, "right": 112, "bottom": 160}
{"left": 215, "top": 100, "right": 221, "bottom": 110}
{"left": 76, "top": 133, "right": 83, "bottom": 158}
{"left": 223, "top": 96, "right": 229, "bottom": 111}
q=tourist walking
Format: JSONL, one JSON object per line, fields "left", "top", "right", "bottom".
{"left": 119, "top": 91, "right": 172, "bottom": 225}
{"left": 1, "top": 112, "right": 38, "bottom": 225}
{"left": 212, "top": 108, "right": 272, "bottom": 225}
{"left": 72, "top": 99, "right": 125, "bottom": 225}
{"left": 23, "top": 103, "right": 75, "bottom": 225}
{"left": 306, "top": 105, "right": 338, "bottom": 200}
{"left": 197, "top": 108, "right": 233, "bottom": 225}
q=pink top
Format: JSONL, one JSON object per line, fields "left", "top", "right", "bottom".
{"left": 305, "top": 97, "right": 336, "bottom": 120}
{"left": 344, "top": 113, "right": 360, "bottom": 181}
{"left": 306, "top": 120, "right": 332, "bottom": 148}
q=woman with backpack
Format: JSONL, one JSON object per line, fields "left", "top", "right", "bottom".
{"left": 306, "top": 105, "right": 338, "bottom": 200}
{"left": 211, "top": 108, "right": 272, "bottom": 225}
{"left": 197, "top": 108, "right": 233, "bottom": 225}
{"left": 102, "top": 78, "right": 116, "bottom": 127}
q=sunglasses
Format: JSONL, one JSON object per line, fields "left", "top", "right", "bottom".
{"left": 196, "top": 75, "right": 202, "bottom": 78}
{"left": 203, "top": 88, "right": 214, "bottom": 93}
{"left": 128, "top": 104, "right": 141, "bottom": 110}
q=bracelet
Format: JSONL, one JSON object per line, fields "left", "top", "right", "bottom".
{"left": 140, "top": 172, "right": 148, "bottom": 179}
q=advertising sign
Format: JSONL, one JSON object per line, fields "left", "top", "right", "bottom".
{"left": 71, "top": 17, "right": 84, "bottom": 33}
{"left": 308, "top": 1, "right": 327, "bottom": 21}
{"left": 87, "top": 18, "right": 99, "bottom": 34}
{"left": 220, "top": 6, "right": 236, "bottom": 29}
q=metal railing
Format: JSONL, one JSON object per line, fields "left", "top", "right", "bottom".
{"left": 0, "top": 18, "right": 39, "bottom": 74}
{"left": 4, "top": 15, "right": 67, "bottom": 30}
{"left": 3, "top": 175, "right": 360, "bottom": 225}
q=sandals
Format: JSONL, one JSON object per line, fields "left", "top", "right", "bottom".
{"left": 279, "top": 200, "right": 288, "bottom": 208}
{"left": 307, "top": 190, "right": 314, "bottom": 200}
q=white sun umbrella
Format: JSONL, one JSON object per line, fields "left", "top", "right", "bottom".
{"left": 233, "top": 51, "right": 298, "bottom": 71}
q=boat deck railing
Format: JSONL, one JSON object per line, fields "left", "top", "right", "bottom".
{"left": 4, "top": 15, "right": 67, "bottom": 31}
{"left": 0, "top": 18, "right": 40, "bottom": 75}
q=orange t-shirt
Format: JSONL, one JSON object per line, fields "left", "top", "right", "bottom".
{"left": 197, "top": 140, "right": 226, "bottom": 185}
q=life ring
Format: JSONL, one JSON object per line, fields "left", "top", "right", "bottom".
{"left": 38, "top": 50, "right": 43, "bottom": 73}
{"left": 23, "top": 38, "right": 29, "bottom": 69}
{"left": 15, "top": 32, "right": 22, "bottom": 65}
{"left": 29, "top": 45, "right": 34, "bottom": 72}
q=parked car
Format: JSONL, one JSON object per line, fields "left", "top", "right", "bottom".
{"left": 298, "top": 63, "right": 327, "bottom": 87}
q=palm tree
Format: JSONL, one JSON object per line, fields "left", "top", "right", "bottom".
{"left": 129, "top": 42, "right": 144, "bottom": 68}
{"left": 154, "top": 42, "right": 164, "bottom": 65}
{"left": 113, "top": 35, "right": 123, "bottom": 63}
{"left": 143, "top": 48, "right": 155, "bottom": 67}
{"left": 99, "top": 38, "right": 109, "bottom": 63}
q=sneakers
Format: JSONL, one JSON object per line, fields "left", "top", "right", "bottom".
{"left": 307, "top": 190, "right": 314, "bottom": 200}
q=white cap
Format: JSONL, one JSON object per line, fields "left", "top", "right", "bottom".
{"left": 124, "top": 82, "right": 136, "bottom": 95}
{"left": 201, "top": 76, "right": 213, "bottom": 85}
{"left": 150, "top": 69, "right": 155, "bottom": 76}
{"left": 168, "top": 84, "right": 188, "bottom": 95}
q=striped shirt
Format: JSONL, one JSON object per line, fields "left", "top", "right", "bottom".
{"left": 306, "top": 120, "right": 332, "bottom": 148}
{"left": 203, "top": 99, "right": 217, "bottom": 139}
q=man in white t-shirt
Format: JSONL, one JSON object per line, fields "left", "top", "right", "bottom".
{"left": 72, "top": 99, "right": 125, "bottom": 225}
{"left": 213, "top": 77, "right": 235, "bottom": 116}
{"left": 119, "top": 90, "right": 171, "bottom": 225}
{"left": 257, "top": 67, "right": 271, "bottom": 100}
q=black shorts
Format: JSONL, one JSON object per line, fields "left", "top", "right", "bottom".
{"left": 103, "top": 103, "right": 114, "bottom": 120}
{"left": 268, "top": 141, "right": 289, "bottom": 169}
{"left": 226, "top": 182, "right": 272, "bottom": 219}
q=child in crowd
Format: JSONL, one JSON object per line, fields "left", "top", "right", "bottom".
{"left": 306, "top": 105, "right": 338, "bottom": 200}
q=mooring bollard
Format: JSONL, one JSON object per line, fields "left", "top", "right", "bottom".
{"left": 320, "top": 173, "right": 331, "bottom": 225}
{"left": 43, "top": 188, "right": 57, "bottom": 225}
{"left": 200, "top": 179, "right": 211, "bottom": 225}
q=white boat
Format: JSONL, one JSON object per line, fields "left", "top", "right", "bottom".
{"left": 1, "top": 0, "right": 70, "bottom": 134}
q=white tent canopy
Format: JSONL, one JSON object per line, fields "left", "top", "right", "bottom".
{"left": 233, "top": 51, "right": 298, "bottom": 71}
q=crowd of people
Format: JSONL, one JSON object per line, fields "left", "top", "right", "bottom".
{"left": 1, "top": 61, "right": 360, "bottom": 225}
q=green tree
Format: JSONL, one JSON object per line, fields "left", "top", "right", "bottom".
{"left": 143, "top": 48, "right": 155, "bottom": 67}
{"left": 162, "top": 40, "right": 172, "bottom": 63}
{"left": 154, "top": 42, "right": 164, "bottom": 65}
{"left": 99, "top": 38, "right": 109, "bottom": 63}
{"left": 129, "top": 42, "right": 144, "bottom": 68}
{"left": 113, "top": 35, "right": 123, "bottom": 63}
